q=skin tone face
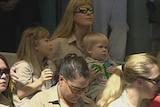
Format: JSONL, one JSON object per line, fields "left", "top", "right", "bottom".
{"left": 88, "top": 41, "right": 108, "bottom": 61}
{"left": 0, "top": 59, "right": 9, "bottom": 92}
{"left": 138, "top": 64, "right": 160, "bottom": 99}
{"left": 35, "top": 38, "right": 52, "bottom": 57}
{"left": 74, "top": 5, "right": 93, "bottom": 27}
{"left": 59, "top": 75, "right": 89, "bottom": 104}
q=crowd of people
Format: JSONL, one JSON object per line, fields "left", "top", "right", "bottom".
{"left": 0, "top": 0, "right": 160, "bottom": 107}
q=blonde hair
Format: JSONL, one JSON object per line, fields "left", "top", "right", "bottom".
{"left": 16, "top": 26, "right": 50, "bottom": 76}
{"left": 83, "top": 32, "right": 108, "bottom": 56}
{"left": 51, "top": 0, "right": 93, "bottom": 40}
{"left": 97, "top": 53, "right": 159, "bottom": 107}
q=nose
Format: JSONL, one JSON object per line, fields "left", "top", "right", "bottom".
{"left": 1, "top": 73, "right": 7, "bottom": 78}
{"left": 86, "top": 10, "right": 93, "bottom": 15}
{"left": 103, "top": 48, "right": 107, "bottom": 52}
{"left": 49, "top": 41, "right": 52, "bottom": 49}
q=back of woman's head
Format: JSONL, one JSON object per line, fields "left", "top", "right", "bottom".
{"left": 123, "top": 53, "right": 159, "bottom": 87}
{"left": 51, "top": 0, "right": 93, "bottom": 39}
{"left": 59, "top": 53, "right": 90, "bottom": 81}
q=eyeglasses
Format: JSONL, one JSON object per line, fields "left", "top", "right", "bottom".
{"left": 0, "top": 68, "right": 9, "bottom": 77}
{"left": 63, "top": 77, "right": 87, "bottom": 94}
{"left": 138, "top": 76, "right": 160, "bottom": 85}
{"left": 74, "top": 7, "right": 94, "bottom": 14}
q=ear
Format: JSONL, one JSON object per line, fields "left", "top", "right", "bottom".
{"left": 136, "top": 78, "right": 143, "bottom": 87}
{"left": 87, "top": 49, "right": 92, "bottom": 55}
{"left": 59, "top": 75, "right": 65, "bottom": 86}
{"left": 34, "top": 46, "right": 38, "bottom": 50}
{"left": 34, "top": 40, "right": 39, "bottom": 50}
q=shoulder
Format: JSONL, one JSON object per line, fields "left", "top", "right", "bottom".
{"left": 52, "top": 38, "right": 68, "bottom": 44}
{"left": 108, "top": 99, "right": 124, "bottom": 107}
{"left": 29, "top": 86, "right": 58, "bottom": 106}
{"left": 31, "top": 85, "right": 57, "bottom": 100}
{"left": 11, "top": 60, "right": 33, "bottom": 84}
{"left": 13, "top": 60, "right": 30, "bottom": 68}
{"left": 12, "top": 60, "right": 32, "bottom": 74}
{"left": 51, "top": 38, "right": 69, "bottom": 50}
{"left": 108, "top": 92, "right": 133, "bottom": 107}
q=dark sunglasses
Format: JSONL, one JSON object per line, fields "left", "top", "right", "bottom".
{"left": 0, "top": 68, "right": 10, "bottom": 77}
{"left": 74, "top": 7, "right": 94, "bottom": 14}
{"left": 138, "top": 76, "right": 160, "bottom": 85}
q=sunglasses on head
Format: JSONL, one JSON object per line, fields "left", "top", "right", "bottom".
{"left": 0, "top": 68, "right": 9, "bottom": 77}
{"left": 74, "top": 7, "right": 94, "bottom": 14}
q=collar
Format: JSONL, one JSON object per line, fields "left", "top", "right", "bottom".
{"left": 85, "top": 57, "right": 104, "bottom": 63}
{"left": 47, "top": 84, "right": 60, "bottom": 104}
{"left": 68, "top": 34, "right": 76, "bottom": 44}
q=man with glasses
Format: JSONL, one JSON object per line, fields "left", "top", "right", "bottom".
{"left": 28, "top": 53, "right": 96, "bottom": 107}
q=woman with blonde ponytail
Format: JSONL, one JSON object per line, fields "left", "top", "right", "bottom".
{"left": 97, "top": 53, "right": 160, "bottom": 107}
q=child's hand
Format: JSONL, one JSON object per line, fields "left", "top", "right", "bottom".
{"left": 89, "top": 67, "right": 101, "bottom": 83}
{"left": 39, "top": 69, "right": 54, "bottom": 85}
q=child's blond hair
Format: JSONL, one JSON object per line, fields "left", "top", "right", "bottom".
{"left": 83, "top": 32, "right": 108, "bottom": 56}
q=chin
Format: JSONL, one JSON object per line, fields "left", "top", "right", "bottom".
{"left": 71, "top": 99, "right": 79, "bottom": 104}
{"left": 0, "top": 87, "right": 7, "bottom": 92}
{"left": 70, "top": 97, "right": 79, "bottom": 103}
{"left": 148, "top": 94, "right": 157, "bottom": 99}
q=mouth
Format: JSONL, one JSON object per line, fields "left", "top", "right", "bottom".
{"left": 102, "top": 54, "right": 107, "bottom": 56}
{"left": 86, "top": 17, "right": 92, "bottom": 21}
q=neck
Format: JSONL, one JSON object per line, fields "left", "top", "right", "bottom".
{"left": 126, "top": 88, "right": 143, "bottom": 107}
{"left": 37, "top": 53, "right": 45, "bottom": 65}
{"left": 74, "top": 25, "right": 89, "bottom": 43}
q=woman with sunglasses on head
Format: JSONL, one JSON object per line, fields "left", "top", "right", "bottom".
{"left": 97, "top": 53, "right": 160, "bottom": 107}
{"left": 28, "top": 53, "right": 96, "bottom": 107}
{"left": 0, "top": 54, "right": 14, "bottom": 107}
{"left": 49, "top": 0, "right": 94, "bottom": 68}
